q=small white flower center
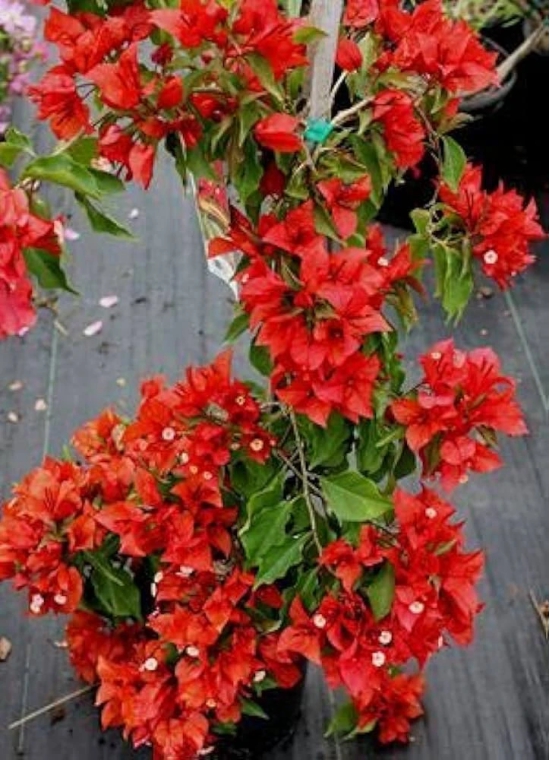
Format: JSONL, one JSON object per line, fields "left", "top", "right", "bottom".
{"left": 162, "top": 427, "right": 176, "bottom": 442}
{"left": 483, "top": 249, "right": 498, "bottom": 265}
{"left": 206, "top": 699, "right": 217, "bottom": 709}
{"left": 377, "top": 256, "right": 389, "bottom": 268}
{"left": 179, "top": 452, "right": 190, "bottom": 464}
{"left": 425, "top": 507, "right": 437, "bottom": 520}
{"left": 430, "top": 351, "right": 442, "bottom": 361}
{"left": 189, "top": 465, "right": 199, "bottom": 475}
{"left": 378, "top": 630, "right": 393, "bottom": 646}
{"left": 409, "top": 601, "right": 425, "bottom": 615}
{"left": 459, "top": 474, "right": 469, "bottom": 484}
{"left": 154, "top": 571, "right": 164, "bottom": 584}
{"left": 313, "top": 613, "right": 327, "bottom": 629}
{"left": 178, "top": 565, "right": 194, "bottom": 577}
{"left": 371, "top": 651, "right": 386, "bottom": 668}
{"left": 250, "top": 439, "right": 264, "bottom": 452}
{"left": 53, "top": 593, "right": 67, "bottom": 606}
{"left": 186, "top": 646, "right": 200, "bottom": 658}
{"left": 143, "top": 657, "right": 159, "bottom": 672}
{"left": 253, "top": 669, "right": 267, "bottom": 683}
{"left": 203, "top": 471, "right": 213, "bottom": 481}
{"left": 235, "top": 396, "right": 246, "bottom": 406}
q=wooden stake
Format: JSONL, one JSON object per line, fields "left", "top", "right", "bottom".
{"left": 307, "top": 0, "right": 344, "bottom": 119}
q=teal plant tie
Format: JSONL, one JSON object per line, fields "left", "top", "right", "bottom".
{"left": 304, "top": 118, "right": 334, "bottom": 144}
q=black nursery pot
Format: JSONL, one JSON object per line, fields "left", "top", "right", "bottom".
{"left": 212, "top": 667, "right": 308, "bottom": 760}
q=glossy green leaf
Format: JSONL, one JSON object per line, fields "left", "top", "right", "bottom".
{"left": 441, "top": 135, "right": 467, "bottom": 192}
{"left": 325, "top": 701, "right": 360, "bottom": 738}
{"left": 321, "top": 471, "right": 392, "bottom": 522}
{"left": 301, "top": 413, "right": 351, "bottom": 469}
{"left": 249, "top": 343, "right": 273, "bottom": 377}
{"left": 89, "top": 561, "right": 142, "bottom": 620}
{"left": 254, "top": 534, "right": 308, "bottom": 587}
{"left": 241, "top": 698, "right": 269, "bottom": 720}
{"left": 76, "top": 194, "right": 135, "bottom": 239}
{"left": 367, "top": 562, "right": 395, "bottom": 621}
{"left": 224, "top": 309, "right": 249, "bottom": 343}
{"left": 23, "top": 248, "right": 78, "bottom": 294}
{"left": 23, "top": 155, "right": 104, "bottom": 198}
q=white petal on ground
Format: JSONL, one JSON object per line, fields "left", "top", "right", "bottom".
{"left": 99, "top": 295, "right": 119, "bottom": 309}
{"left": 83, "top": 320, "right": 103, "bottom": 337}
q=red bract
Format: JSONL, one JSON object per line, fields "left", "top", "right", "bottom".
{"left": 372, "top": 89, "right": 425, "bottom": 169}
{"left": 336, "top": 38, "right": 363, "bottom": 71}
{"left": 381, "top": 0, "right": 497, "bottom": 94}
{"left": 254, "top": 114, "right": 303, "bottom": 153}
{"left": 344, "top": 0, "right": 379, "bottom": 27}
{"left": 440, "top": 164, "right": 545, "bottom": 288}
{"left": 318, "top": 176, "right": 372, "bottom": 239}
{"left": 28, "top": 65, "right": 91, "bottom": 139}
{"left": 391, "top": 339, "right": 527, "bottom": 489}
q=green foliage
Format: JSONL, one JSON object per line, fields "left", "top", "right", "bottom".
{"left": 23, "top": 248, "right": 77, "bottom": 294}
{"left": 299, "top": 413, "right": 352, "bottom": 470}
{"left": 76, "top": 195, "right": 135, "bottom": 239}
{"left": 366, "top": 562, "right": 395, "bottom": 620}
{"left": 320, "top": 472, "right": 393, "bottom": 523}
{"left": 440, "top": 135, "right": 467, "bottom": 192}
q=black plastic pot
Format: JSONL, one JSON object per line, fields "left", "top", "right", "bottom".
{"left": 213, "top": 666, "right": 307, "bottom": 759}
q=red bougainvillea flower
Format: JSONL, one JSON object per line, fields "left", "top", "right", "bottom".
{"left": 254, "top": 114, "right": 303, "bottom": 153}
{"left": 318, "top": 176, "right": 372, "bottom": 239}
{"left": 344, "top": 0, "right": 379, "bottom": 28}
{"left": 336, "top": 38, "right": 363, "bottom": 71}
{"left": 379, "top": 0, "right": 498, "bottom": 95}
{"left": 439, "top": 163, "right": 545, "bottom": 288}
{"left": 372, "top": 89, "right": 425, "bottom": 169}
{"left": 391, "top": 339, "right": 527, "bottom": 489}
{"left": 28, "top": 65, "right": 92, "bottom": 139}
{"left": 358, "top": 672, "right": 424, "bottom": 744}
{"left": 0, "top": 170, "right": 62, "bottom": 337}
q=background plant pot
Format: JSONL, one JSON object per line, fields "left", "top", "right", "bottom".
{"left": 377, "top": 26, "right": 548, "bottom": 230}
{"left": 213, "top": 664, "right": 308, "bottom": 759}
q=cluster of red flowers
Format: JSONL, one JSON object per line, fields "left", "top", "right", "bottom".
{"left": 279, "top": 486, "right": 483, "bottom": 742}
{"left": 29, "top": 0, "right": 307, "bottom": 187}
{"left": 0, "top": 353, "right": 305, "bottom": 758}
{"left": 0, "top": 170, "right": 61, "bottom": 338}
{"left": 440, "top": 164, "right": 545, "bottom": 288}
{"left": 390, "top": 339, "right": 527, "bottom": 490}
{"left": 211, "top": 204, "right": 421, "bottom": 426}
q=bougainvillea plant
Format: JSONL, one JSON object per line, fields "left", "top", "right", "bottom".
{"left": 0, "top": 0, "right": 545, "bottom": 758}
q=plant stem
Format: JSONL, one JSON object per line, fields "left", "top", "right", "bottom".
{"left": 331, "top": 96, "right": 372, "bottom": 127}
{"left": 289, "top": 410, "right": 323, "bottom": 555}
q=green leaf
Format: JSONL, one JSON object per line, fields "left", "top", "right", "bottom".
{"left": 23, "top": 248, "right": 78, "bottom": 294}
{"left": 293, "top": 25, "right": 326, "bottom": 44}
{"left": 249, "top": 343, "right": 273, "bottom": 377}
{"left": 356, "top": 420, "right": 387, "bottom": 475}
{"left": 88, "top": 167, "right": 125, "bottom": 195}
{"left": 432, "top": 242, "right": 473, "bottom": 320}
{"left": 241, "top": 698, "right": 269, "bottom": 720}
{"left": 325, "top": 701, "right": 359, "bottom": 738}
{"left": 224, "top": 309, "right": 249, "bottom": 343}
{"left": 320, "top": 471, "right": 392, "bottom": 522}
{"left": 233, "top": 138, "right": 262, "bottom": 203}
{"left": 240, "top": 483, "right": 289, "bottom": 565}
{"left": 4, "top": 126, "right": 34, "bottom": 151}
{"left": 76, "top": 194, "right": 135, "bottom": 239}
{"left": 246, "top": 53, "right": 284, "bottom": 104}
{"left": 66, "top": 136, "right": 98, "bottom": 165}
{"left": 230, "top": 458, "right": 278, "bottom": 499}
{"left": 254, "top": 534, "right": 308, "bottom": 587}
{"left": 441, "top": 135, "right": 467, "bottom": 192}
{"left": 238, "top": 100, "right": 263, "bottom": 147}
{"left": 0, "top": 143, "right": 25, "bottom": 168}
{"left": 89, "top": 561, "right": 142, "bottom": 620}
{"left": 366, "top": 562, "right": 395, "bottom": 621}
{"left": 301, "top": 413, "right": 351, "bottom": 469}
{"left": 23, "top": 155, "right": 104, "bottom": 198}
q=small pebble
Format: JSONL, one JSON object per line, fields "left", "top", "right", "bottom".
{"left": 0, "top": 636, "right": 12, "bottom": 662}
{"left": 116, "top": 377, "right": 127, "bottom": 387}
{"left": 7, "top": 412, "right": 19, "bottom": 423}
{"left": 34, "top": 399, "right": 48, "bottom": 412}
{"left": 8, "top": 381, "right": 23, "bottom": 391}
